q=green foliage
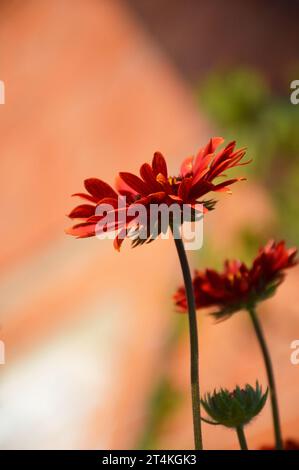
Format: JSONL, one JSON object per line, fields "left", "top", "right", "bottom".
{"left": 199, "top": 68, "right": 269, "bottom": 128}
{"left": 201, "top": 382, "right": 268, "bottom": 428}
{"left": 136, "top": 316, "right": 186, "bottom": 450}
{"left": 136, "top": 378, "right": 182, "bottom": 450}
{"left": 198, "top": 67, "right": 299, "bottom": 243}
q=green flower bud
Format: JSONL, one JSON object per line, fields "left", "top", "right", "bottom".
{"left": 201, "top": 382, "right": 268, "bottom": 428}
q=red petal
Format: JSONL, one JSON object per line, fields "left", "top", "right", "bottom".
{"left": 205, "top": 137, "right": 224, "bottom": 155}
{"left": 189, "top": 180, "right": 214, "bottom": 199}
{"left": 140, "top": 163, "right": 162, "bottom": 191}
{"left": 96, "top": 197, "right": 119, "bottom": 208}
{"left": 193, "top": 153, "right": 213, "bottom": 183}
{"left": 113, "top": 228, "right": 127, "bottom": 251}
{"left": 180, "top": 156, "right": 193, "bottom": 177}
{"left": 119, "top": 172, "right": 149, "bottom": 195}
{"left": 178, "top": 178, "right": 192, "bottom": 201}
{"left": 152, "top": 152, "right": 168, "bottom": 178}
{"left": 84, "top": 178, "right": 118, "bottom": 200}
{"left": 134, "top": 191, "right": 166, "bottom": 206}
{"left": 115, "top": 175, "right": 137, "bottom": 196}
{"left": 72, "top": 192, "right": 97, "bottom": 203}
{"left": 208, "top": 147, "right": 247, "bottom": 180}
{"left": 87, "top": 206, "right": 129, "bottom": 224}
{"left": 213, "top": 177, "right": 246, "bottom": 192}
{"left": 168, "top": 194, "right": 183, "bottom": 201}
{"left": 65, "top": 222, "right": 96, "bottom": 238}
{"left": 68, "top": 204, "right": 95, "bottom": 219}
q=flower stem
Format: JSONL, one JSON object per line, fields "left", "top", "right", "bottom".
{"left": 173, "top": 236, "right": 203, "bottom": 450}
{"left": 236, "top": 426, "right": 248, "bottom": 450}
{"left": 247, "top": 307, "right": 283, "bottom": 450}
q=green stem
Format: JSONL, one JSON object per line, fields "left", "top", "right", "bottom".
{"left": 173, "top": 236, "right": 203, "bottom": 450}
{"left": 247, "top": 307, "right": 283, "bottom": 450}
{"left": 200, "top": 416, "right": 221, "bottom": 426}
{"left": 236, "top": 426, "right": 248, "bottom": 450}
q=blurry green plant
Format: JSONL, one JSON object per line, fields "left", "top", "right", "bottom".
{"left": 136, "top": 315, "right": 185, "bottom": 450}
{"left": 199, "top": 69, "right": 269, "bottom": 128}
{"left": 136, "top": 377, "right": 182, "bottom": 450}
{"left": 198, "top": 67, "right": 299, "bottom": 244}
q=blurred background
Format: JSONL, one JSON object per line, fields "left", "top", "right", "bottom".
{"left": 0, "top": 0, "right": 299, "bottom": 449}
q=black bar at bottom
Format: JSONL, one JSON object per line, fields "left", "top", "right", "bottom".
{"left": 0, "top": 449, "right": 298, "bottom": 466}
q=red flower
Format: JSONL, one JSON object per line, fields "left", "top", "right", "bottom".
{"left": 174, "top": 241, "right": 297, "bottom": 319}
{"left": 261, "top": 439, "right": 299, "bottom": 450}
{"left": 66, "top": 137, "right": 249, "bottom": 250}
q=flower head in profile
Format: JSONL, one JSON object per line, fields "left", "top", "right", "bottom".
{"left": 201, "top": 382, "right": 268, "bottom": 428}
{"left": 174, "top": 240, "right": 297, "bottom": 319}
{"left": 66, "top": 137, "right": 249, "bottom": 250}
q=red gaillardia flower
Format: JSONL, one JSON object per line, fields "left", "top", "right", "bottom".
{"left": 261, "top": 439, "right": 299, "bottom": 450}
{"left": 175, "top": 240, "right": 297, "bottom": 450}
{"left": 66, "top": 137, "right": 249, "bottom": 250}
{"left": 65, "top": 137, "right": 250, "bottom": 450}
{"left": 174, "top": 240, "right": 297, "bottom": 320}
